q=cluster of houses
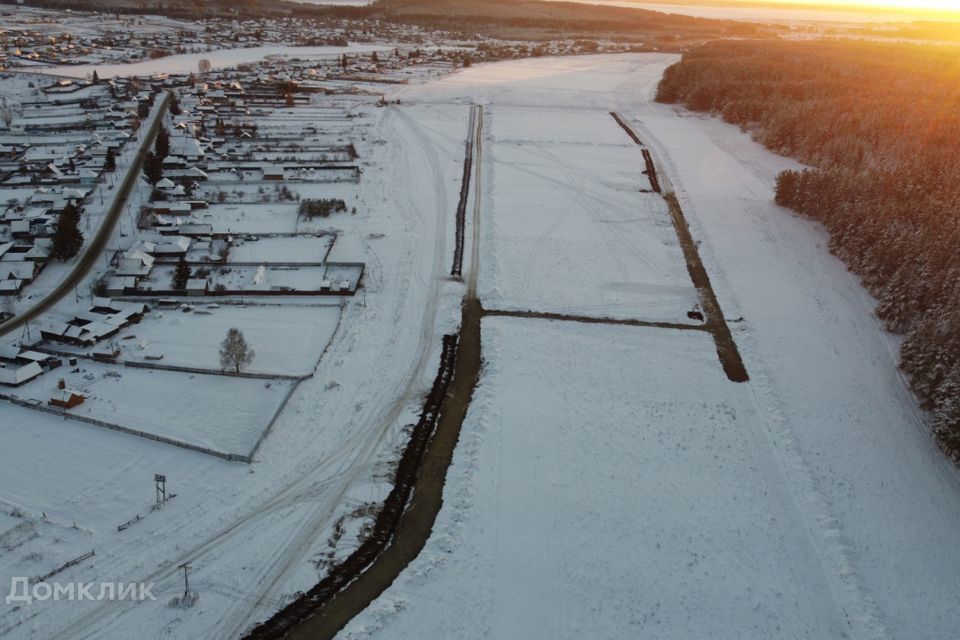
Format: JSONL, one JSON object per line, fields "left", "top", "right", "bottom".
{"left": 0, "top": 343, "right": 58, "bottom": 387}
{"left": 40, "top": 297, "right": 148, "bottom": 350}
{"left": 0, "top": 8, "right": 208, "bottom": 69}
{"left": 0, "top": 5, "right": 462, "bottom": 72}
{"left": 0, "top": 78, "right": 159, "bottom": 296}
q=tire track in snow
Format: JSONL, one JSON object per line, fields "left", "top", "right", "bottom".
{"left": 213, "top": 105, "right": 452, "bottom": 640}
{"left": 48, "top": 105, "right": 452, "bottom": 640}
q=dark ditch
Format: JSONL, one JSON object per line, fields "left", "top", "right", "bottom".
{"left": 243, "top": 320, "right": 478, "bottom": 640}
{"left": 610, "top": 112, "right": 749, "bottom": 383}
{"left": 245, "top": 105, "right": 486, "bottom": 640}
{"left": 451, "top": 106, "right": 477, "bottom": 277}
{"left": 482, "top": 308, "right": 708, "bottom": 333}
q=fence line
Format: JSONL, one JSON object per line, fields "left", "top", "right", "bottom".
{"left": 2, "top": 394, "right": 249, "bottom": 463}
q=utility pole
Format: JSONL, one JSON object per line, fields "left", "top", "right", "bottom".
{"left": 178, "top": 561, "right": 191, "bottom": 598}
{"left": 154, "top": 473, "right": 167, "bottom": 507}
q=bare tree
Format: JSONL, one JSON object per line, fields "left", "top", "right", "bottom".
{"left": 219, "top": 328, "right": 254, "bottom": 374}
{"left": 198, "top": 58, "right": 212, "bottom": 75}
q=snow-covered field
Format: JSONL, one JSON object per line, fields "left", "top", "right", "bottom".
{"left": 227, "top": 236, "right": 334, "bottom": 263}
{"left": 482, "top": 106, "right": 696, "bottom": 322}
{"left": 343, "top": 317, "right": 848, "bottom": 639}
{"left": 4, "top": 51, "right": 960, "bottom": 640}
{"left": 342, "top": 54, "right": 960, "bottom": 640}
{"left": 8, "top": 360, "right": 292, "bottom": 456}
{"left": 118, "top": 303, "right": 342, "bottom": 376}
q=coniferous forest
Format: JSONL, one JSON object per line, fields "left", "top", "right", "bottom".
{"left": 656, "top": 40, "right": 960, "bottom": 459}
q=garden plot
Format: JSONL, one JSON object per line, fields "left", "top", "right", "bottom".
{"left": 10, "top": 361, "right": 291, "bottom": 456}
{"left": 481, "top": 107, "right": 697, "bottom": 323}
{"left": 228, "top": 235, "right": 334, "bottom": 263}
{"left": 138, "top": 263, "right": 360, "bottom": 293}
{"left": 344, "top": 317, "right": 849, "bottom": 640}
{"left": 190, "top": 203, "right": 300, "bottom": 234}
{"left": 118, "top": 303, "right": 341, "bottom": 376}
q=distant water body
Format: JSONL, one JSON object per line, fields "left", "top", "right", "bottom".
{"left": 294, "top": 0, "right": 958, "bottom": 24}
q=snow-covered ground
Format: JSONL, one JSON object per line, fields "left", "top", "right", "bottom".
{"left": 343, "top": 317, "right": 848, "bottom": 639}
{"left": 481, "top": 106, "right": 696, "bottom": 322}
{"left": 8, "top": 360, "right": 292, "bottom": 456}
{"left": 342, "top": 54, "right": 960, "bottom": 640}
{"left": 116, "top": 303, "right": 343, "bottom": 376}
{"left": 35, "top": 45, "right": 391, "bottom": 80}
{"left": 0, "top": 78, "right": 471, "bottom": 640}
{"left": 4, "top": 51, "right": 960, "bottom": 640}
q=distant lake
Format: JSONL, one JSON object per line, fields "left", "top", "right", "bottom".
{"left": 292, "top": 0, "right": 957, "bottom": 25}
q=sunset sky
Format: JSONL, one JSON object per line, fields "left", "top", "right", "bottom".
{"left": 617, "top": 0, "right": 960, "bottom": 20}
{"left": 768, "top": 0, "right": 959, "bottom": 9}
{"left": 703, "top": 0, "right": 960, "bottom": 13}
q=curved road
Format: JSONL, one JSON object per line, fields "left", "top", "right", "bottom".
{"left": 0, "top": 92, "right": 170, "bottom": 339}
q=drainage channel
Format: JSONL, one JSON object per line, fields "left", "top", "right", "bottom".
{"left": 611, "top": 112, "right": 749, "bottom": 383}
{"left": 243, "top": 107, "right": 486, "bottom": 640}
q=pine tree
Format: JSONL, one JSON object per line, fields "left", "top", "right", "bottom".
{"left": 172, "top": 256, "right": 192, "bottom": 290}
{"left": 92, "top": 70, "right": 99, "bottom": 84}
{"left": 50, "top": 203, "right": 84, "bottom": 261}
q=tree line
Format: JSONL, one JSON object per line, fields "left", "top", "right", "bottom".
{"left": 656, "top": 39, "right": 960, "bottom": 459}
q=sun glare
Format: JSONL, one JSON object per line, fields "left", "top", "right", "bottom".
{"left": 768, "top": 0, "right": 960, "bottom": 14}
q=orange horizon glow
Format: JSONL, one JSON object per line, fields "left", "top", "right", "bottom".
{"left": 741, "top": 0, "right": 960, "bottom": 15}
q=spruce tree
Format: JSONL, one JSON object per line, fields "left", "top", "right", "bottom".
{"left": 154, "top": 126, "right": 170, "bottom": 160}
{"left": 104, "top": 147, "right": 116, "bottom": 172}
{"left": 172, "top": 256, "right": 192, "bottom": 290}
{"left": 51, "top": 203, "right": 84, "bottom": 261}
{"left": 142, "top": 151, "right": 163, "bottom": 186}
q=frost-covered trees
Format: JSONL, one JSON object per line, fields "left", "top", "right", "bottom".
{"left": 220, "top": 328, "right": 255, "bottom": 375}
{"left": 657, "top": 39, "right": 960, "bottom": 459}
